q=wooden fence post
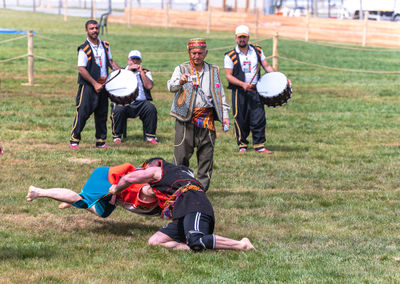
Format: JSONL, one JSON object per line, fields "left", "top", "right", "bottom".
{"left": 93, "top": 0, "right": 96, "bottom": 20}
{"left": 206, "top": 2, "right": 211, "bottom": 34}
{"left": 255, "top": 8, "right": 259, "bottom": 39}
{"left": 165, "top": 1, "right": 169, "bottom": 28}
{"left": 305, "top": 11, "right": 310, "bottom": 42}
{"left": 64, "top": 0, "right": 68, "bottom": 21}
{"left": 362, "top": 11, "right": 369, "bottom": 46}
{"left": 272, "top": 32, "right": 278, "bottom": 70}
{"left": 128, "top": 0, "right": 132, "bottom": 28}
{"left": 27, "top": 31, "right": 34, "bottom": 86}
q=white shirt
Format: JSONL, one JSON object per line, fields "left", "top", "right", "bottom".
{"left": 78, "top": 37, "right": 113, "bottom": 78}
{"left": 224, "top": 45, "right": 266, "bottom": 85}
{"left": 125, "top": 66, "right": 153, "bottom": 101}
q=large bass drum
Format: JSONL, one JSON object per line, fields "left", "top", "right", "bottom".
{"left": 105, "top": 69, "right": 138, "bottom": 105}
{"left": 256, "top": 72, "right": 292, "bottom": 108}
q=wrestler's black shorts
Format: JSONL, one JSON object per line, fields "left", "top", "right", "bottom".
{"left": 160, "top": 212, "right": 214, "bottom": 243}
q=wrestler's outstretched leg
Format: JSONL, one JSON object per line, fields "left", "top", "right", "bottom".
{"left": 214, "top": 235, "right": 255, "bottom": 251}
{"left": 26, "top": 185, "right": 82, "bottom": 204}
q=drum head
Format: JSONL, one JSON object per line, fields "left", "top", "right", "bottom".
{"left": 105, "top": 69, "right": 137, "bottom": 97}
{"left": 257, "top": 72, "right": 288, "bottom": 98}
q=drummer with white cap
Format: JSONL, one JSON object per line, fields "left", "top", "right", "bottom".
{"left": 224, "top": 25, "right": 286, "bottom": 154}
{"left": 110, "top": 50, "right": 158, "bottom": 145}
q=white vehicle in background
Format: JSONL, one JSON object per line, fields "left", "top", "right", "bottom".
{"left": 342, "top": 0, "right": 400, "bottom": 21}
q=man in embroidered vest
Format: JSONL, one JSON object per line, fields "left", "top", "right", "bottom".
{"left": 167, "top": 38, "right": 230, "bottom": 191}
{"left": 110, "top": 50, "right": 158, "bottom": 145}
{"left": 69, "top": 20, "right": 120, "bottom": 150}
{"left": 225, "top": 25, "right": 279, "bottom": 154}
{"left": 109, "top": 157, "right": 255, "bottom": 251}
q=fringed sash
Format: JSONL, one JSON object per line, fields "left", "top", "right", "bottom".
{"left": 191, "top": 107, "right": 215, "bottom": 131}
{"left": 161, "top": 184, "right": 203, "bottom": 219}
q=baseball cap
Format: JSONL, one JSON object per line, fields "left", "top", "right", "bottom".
{"left": 235, "top": 25, "right": 249, "bottom": 37}
{"left": 128, "top": 50, "right": 142, "bottom": 60}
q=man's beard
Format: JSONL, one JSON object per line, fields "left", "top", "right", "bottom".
{"left": 238, "top": 43, "right": 247, "bottom": 48}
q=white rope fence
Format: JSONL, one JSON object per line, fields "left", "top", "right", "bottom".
{"left": 1, "top": 32, "right": 399, "bottom": 86}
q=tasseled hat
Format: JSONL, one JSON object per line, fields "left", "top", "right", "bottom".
{"left": 187, "top": 38, "right": 207, "bottom": 50}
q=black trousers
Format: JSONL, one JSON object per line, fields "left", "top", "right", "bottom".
{"left": 70, "top": 84, "right": 108, "bottom": 146}
{"left": 232, "top": 88, "right": 266, "bottom": 149}
{"left": 110, "top": 100, "right": 157, "bottom": 140}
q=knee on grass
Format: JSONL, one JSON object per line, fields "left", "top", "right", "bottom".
{"left": 186, "top": 231, "right": 214, "bottom": 251}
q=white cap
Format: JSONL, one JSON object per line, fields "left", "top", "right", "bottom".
{"left": 128, "top": 50, "right": 142, "bottom": 60}
{"left": 235, "top": 25, "right": 249, "bottom": 37}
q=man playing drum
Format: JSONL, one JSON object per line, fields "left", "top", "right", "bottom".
{"left": 224, "top": 25, "right": 277, "bottom": 154}
{"left": 110, "top": 50, "right": 158, "bottom": 145}
{"left": 69, "top": 20, "right": 120, "bottom": 150}
{"left": 167, "top": 38, "right": 230, "bottom": 191}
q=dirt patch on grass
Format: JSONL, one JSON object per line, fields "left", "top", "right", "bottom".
{"left": 67, "top": 157, "right": 101, "bottom": 164}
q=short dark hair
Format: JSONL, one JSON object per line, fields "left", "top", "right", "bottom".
{"left": 85, "top": 20, "right": 98, "bottom": 30}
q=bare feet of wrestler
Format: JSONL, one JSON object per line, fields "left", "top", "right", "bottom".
{"left": 26, "top": 185, "right": 40, "bottom": 201}
{"left": 241, "top": 238, "right": 255, "bottom": 250}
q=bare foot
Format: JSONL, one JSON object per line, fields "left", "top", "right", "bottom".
{"left": 26, "top": 185, "right": 40, "bottom": 202}
{"left": 58, "top": 202, "right": 73, "bottom": 209}
{"left": 241, "top": 238, "right": 255, "bottom": 251}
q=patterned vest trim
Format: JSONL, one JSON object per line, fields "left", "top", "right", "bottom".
{"left": 170, "top": 62, "right": 224, "bottom": 122}
{"left": 225, "top": 44, "right": 262, "bottom": 90}
{"left": 77, "top": 40, "right": 111, "bottom": 85}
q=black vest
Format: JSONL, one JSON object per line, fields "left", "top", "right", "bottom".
{"left": 146, "top": 158, "right": 204, "bottom": 195}
{"left": 77, "top": 40, "right": 111, "bottom": 85}
{"left": 225, "top": 44, "right": 263, "bottom": 90}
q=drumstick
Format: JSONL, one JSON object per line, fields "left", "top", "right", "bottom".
{"left": 249, "top": 63, "right": 261, "bottom": 85}
{"left": 103, "top": 69, "right": 122, "bottom": 86}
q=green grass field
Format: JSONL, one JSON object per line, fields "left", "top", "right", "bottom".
{"left": 1, "top": 9, "right": 400, "bottom": 283}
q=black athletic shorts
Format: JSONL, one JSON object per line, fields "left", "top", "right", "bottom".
{"left": 159, "top": 212, "right": 214, "bottom": 243}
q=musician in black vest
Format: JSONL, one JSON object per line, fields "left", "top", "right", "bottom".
{"left": 69, "top": 20, "right": 120, "bottom": 150}
{"left": 109, "top": 157, "right": 255, "bottom": 251}
{"left": 110, "top": 50, "right": 158, "bottom": 145}
{"left": 224, "top": 25, "right": 276, "bottom": 154}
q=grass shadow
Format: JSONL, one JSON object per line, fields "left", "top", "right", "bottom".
{"left": 87, "top": 220, "right": 160, "bottom": 236}
{"left": 0, "top": 245, "right": 58, "bottom": 261}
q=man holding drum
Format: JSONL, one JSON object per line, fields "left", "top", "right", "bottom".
{"left": 69, "top": 20, "right": 120, "bottom": 150}
{"left": 224, "top": 25, "right": 276, "bottom": 154}
{"left": 167, "top": 38, "right": 230, "bottom": 191}
{"left": 110, "top": 50, "right": 158, "bottom": 145}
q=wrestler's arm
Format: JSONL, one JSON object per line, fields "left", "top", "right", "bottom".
{"left": 109, "top": 167, "right": 162, "bottom": 195}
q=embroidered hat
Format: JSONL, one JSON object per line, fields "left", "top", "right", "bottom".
{"left": 128, "top": 50, "right": 142, "bottom": 60}
{"left": 187, "top": 38, "right": 207, "bottom": 50}
{"left": 235, "top": 25, "right": 250, "bottom": 37}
